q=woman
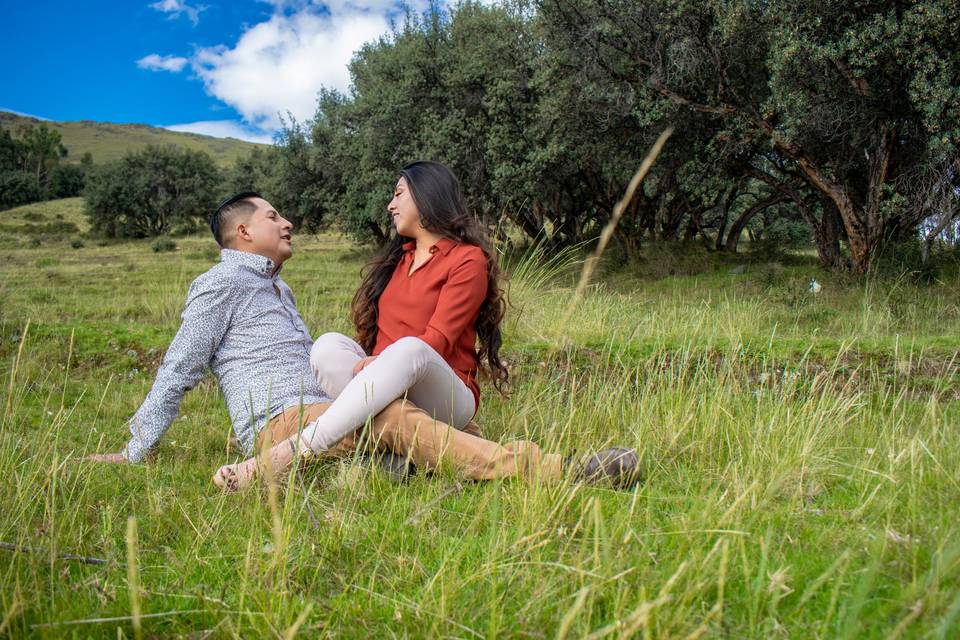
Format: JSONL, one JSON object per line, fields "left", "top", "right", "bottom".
{"left": 214, "top": 161, "right": 513, "bottom": 489}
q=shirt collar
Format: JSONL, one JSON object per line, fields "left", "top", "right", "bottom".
{"left": 220, "top": 248, "right": 277, "bottom": 276}
{"left": 401, "top": 237, "right": 459, "bottom": 255}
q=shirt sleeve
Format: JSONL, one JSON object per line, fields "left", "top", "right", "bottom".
{"left": 417, "top": 251, "right": 488, "bottom": 361}
{"left": 122, "top": 275, "right": 234, "bottom": 462}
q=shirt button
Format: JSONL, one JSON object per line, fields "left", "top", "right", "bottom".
{"left": 429, "top": 246, "right": 438, "bottom": 254}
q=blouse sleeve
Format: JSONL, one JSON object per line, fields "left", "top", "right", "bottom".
{"left": 417, "top": 250, "right": 488, "bottom": 360}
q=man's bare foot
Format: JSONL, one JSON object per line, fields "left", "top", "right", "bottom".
{"left": 212, "top": 437, "right": 301, "bottom": 492}
{"left": 87, "top": 453, "right": 128, "bottom": 464}
{"left": 212, "top": 457, "right": 258, "bottom": 491}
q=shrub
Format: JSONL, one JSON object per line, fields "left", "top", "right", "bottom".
{"left": 71, "top": 238, "right": 84, "bottom": 249}
{"left": 0, "top": 171, "right": 43, "bottom": 211}
{"left": 755, "top": 262, "right": 786, "bottom": 289}
{"left": 151, "top": 237, "right": 177, "bottom": 253}
{"left": 49, "top": 163, "right": 87, "bottom": 198}
{"left": 872, "top": 240, "right": 938, "bottom": 283}
{"left": 84, "top": 145, "right": 220, "bottom": 238}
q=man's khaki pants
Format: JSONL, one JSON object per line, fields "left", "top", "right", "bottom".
{"left": 257, "top": 399, "right": 564, "bottom": 481}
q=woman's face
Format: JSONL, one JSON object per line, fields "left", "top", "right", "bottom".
{"left": 387, "top": 176, "right": 421, "bottom": 236}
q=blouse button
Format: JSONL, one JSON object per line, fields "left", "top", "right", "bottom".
{"left": 429, "top": 246, "right": 438, "bottom": 254}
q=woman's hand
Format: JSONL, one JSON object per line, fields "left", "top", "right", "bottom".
{"left": 352, "top": 356, "right": 378, "bottom": 375}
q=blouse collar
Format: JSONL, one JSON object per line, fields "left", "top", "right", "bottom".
{"left": 401, "top": 237, "right": 459, "bottom": 255}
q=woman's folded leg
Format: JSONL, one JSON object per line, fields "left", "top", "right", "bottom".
{"left": 298, "top": 336, "right": 474, "bottom": 453}
{"left": 310, "top": 332, "right": 366, "bottom": 398}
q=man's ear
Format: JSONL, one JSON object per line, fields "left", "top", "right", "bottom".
{"left": 235, "top": 223, "right": 250, "bottom": 243}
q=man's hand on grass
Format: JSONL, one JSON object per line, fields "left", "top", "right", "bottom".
{"left": 87, "top": 452, "right": 128, "bottom": 464}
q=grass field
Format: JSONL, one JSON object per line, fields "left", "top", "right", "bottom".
{"left": 0, "top": 198, "right": 959, "bottom": 638}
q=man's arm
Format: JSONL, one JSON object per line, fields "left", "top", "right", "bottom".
{"left": 92, "top": 274, "right": 234, "bottom": 463}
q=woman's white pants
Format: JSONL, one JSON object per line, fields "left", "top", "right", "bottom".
{"left": 299, "top": 332, "right": 476, "bottom": 453}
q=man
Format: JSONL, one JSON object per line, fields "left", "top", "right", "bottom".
{"left": 88, "top": 192, "right": 325, "bottom": 464}
{"left": 91, "top": 193, "right": 640, "bottom": 488}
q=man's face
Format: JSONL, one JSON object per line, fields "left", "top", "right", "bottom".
{"left": 237, "top": 198, "right": 293, "bottom": 266}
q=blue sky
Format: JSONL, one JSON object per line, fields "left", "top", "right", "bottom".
{"left": 0, "top": 1, "right": 421, "bottom": 143}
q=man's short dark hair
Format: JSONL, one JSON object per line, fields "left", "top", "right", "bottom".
{"left": 210, "top": 191, "right": 261, "bottom": 247}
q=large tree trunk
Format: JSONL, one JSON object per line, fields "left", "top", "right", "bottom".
{"left": 758, "top": 120, "right": 893, "bottom": 273}
{"left": 808, "top": 204, "right": 847, "bottom": 270}
{"left": 366, "top": 219, "right": 387, "bottom": 244}
{"left": 658, "top": 199, "right": 688, "bottom": 240}
{"left": 725, "top": 193, "right": 787, "bottom": 252}
{"left": 921, "top": 205, "right": 960, "bottom": 263}
{"left": 513, "top": 201, "right": 546, "bottom": 241}
{"left": 713, "top": 183, "right": 740, "bottom": 251}
{"left": 683, "top": 206, "right": 706, "bottom": 241}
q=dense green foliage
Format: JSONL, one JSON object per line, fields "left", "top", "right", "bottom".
{"left": 0, "top": 169, "right": 44, "bottom": 210}
{"left": 235, "top": 0, "right": 960, "bottom": 273}
{"left": 84, "top": 145, "right": 220, "bottom": 238}
{"left": 541, "top": 0, "right": 960, "bottom": 273}
{"left": 0, "top": 124, "right": 87, "bottom": 210}
{"left": 49, "top": 153, "right": 92, "bottom": 199}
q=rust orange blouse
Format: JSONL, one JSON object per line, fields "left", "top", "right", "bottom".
{"left": 373, "top": 237, "right": 488, "bottom": 410}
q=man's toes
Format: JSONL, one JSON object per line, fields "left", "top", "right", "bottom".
{"left": 213, "top": 465, "right": 236, "bottom": 490}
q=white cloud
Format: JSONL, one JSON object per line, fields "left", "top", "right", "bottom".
{"left": 137, "top": 53, "right": 190, "bottom": 72}
{"left": 191, "top": 2, "right": 421, "bottom": 131}
{"left": 150, "top": 0, "right": 207, "bottom": 26}
{"left": 164, "top": 120, "right": 275, "bottom": 144}
{"left": 258, "top": 0, "right": 404, "bottom": 13}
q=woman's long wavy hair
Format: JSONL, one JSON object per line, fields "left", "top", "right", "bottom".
{"left": 351, "top": 161, "right": 509, "bottom": 394}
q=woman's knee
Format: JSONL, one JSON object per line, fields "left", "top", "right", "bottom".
{"left": 383, "top": 336, "right": 434, "bottom": 361}
{"left": 310, "top": 332, "right": 359, "bottom": 389}
{"left": 312, "top": 331, "right": 350, "bottom": 354}
{"left": 311, "top": 332, "right": 353, "bottom": 363}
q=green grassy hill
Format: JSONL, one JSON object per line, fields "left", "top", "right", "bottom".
{"left": 0, "top": 111, "right": 266, "bottom": 168}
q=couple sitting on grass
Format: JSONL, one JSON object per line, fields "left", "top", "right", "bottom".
{"left": 89, "top": 161, "right": 640, "bottom": 490}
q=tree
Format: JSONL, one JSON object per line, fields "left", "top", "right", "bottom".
{"left": 224, "top": 145, "right": 278, "bottom": 195}
{"left": 49, "top": 163, "right": 87, "bottom": 198}
{"left": 239, "top": 0, "right": 959, "bottom": 268}
{"left": 0, "top": 124, "right": 73, "bottom": 207}
{"left": 84, "top": 145, "right": 220, "bottom": 237}
{"left": 0, "top": 129, "right": 19, "bottom": 173}
{"left": 16, "top": 123, "right": 67, "bottom": 185}
{"left": 0, "top": 171, "right": 43, "bottom": 211}
{"left": 279, "top": 2, "right": 550, "bottom": 245}
{"left": 539, "top": 0, "right": 960, "bottom": 272}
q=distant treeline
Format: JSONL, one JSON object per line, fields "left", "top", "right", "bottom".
{"left": 76, "top": 1, "right": 960, "bottom": 273}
